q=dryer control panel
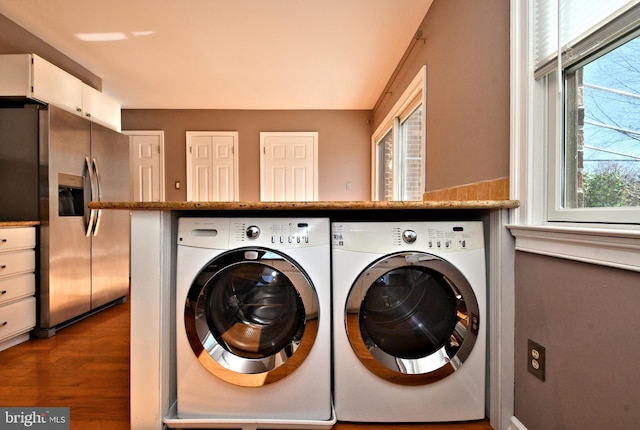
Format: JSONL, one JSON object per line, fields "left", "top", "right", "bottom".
{"left": 331, "top": 221, "right": 484, "bottom": 254}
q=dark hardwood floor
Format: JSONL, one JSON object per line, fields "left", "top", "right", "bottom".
{"left": 333, "top": 422, "right": 493, "bottom": 430}
{"left": 0, "top": 299, "right": 130, "bottom": 429}
{"left": 0, "top": 298, "right": 492, "bottom": 430}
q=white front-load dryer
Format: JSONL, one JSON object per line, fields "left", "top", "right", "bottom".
{"left": 174, "top": 217, "right": 332, "bottom": 426}
{"left": 331, "top": 221, "right": 486, "bottom": 422}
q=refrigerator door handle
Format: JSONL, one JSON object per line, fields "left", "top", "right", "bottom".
{"left": 85, "top": 156, "right": 98, "bottom": 237}
{"left": 92, "top": 157, "right": 103, "bottom": 236}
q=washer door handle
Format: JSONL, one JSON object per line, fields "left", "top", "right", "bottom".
{"left": 405, "top": 254, "right": 436, "bottom": 263}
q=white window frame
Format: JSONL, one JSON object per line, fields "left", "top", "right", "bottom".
{"left": 546, "top": 36, "right": 640, "bottom": 225}
{"left": 510, "top": 0, "right": 640, "bottom": 273}
{"left": 371, "top": 66, "right": 427, "bottom": 201}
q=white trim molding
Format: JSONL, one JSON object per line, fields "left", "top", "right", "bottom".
{"left": 508, "top": 224, "right": 640, "bottom": 272}
{"left": 489, "top": 210, "right": 516, "bottom": 430}
{"left": 509, "top": 417, "right": 528, "bottom": 430}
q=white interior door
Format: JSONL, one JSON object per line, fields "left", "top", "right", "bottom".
{"left": 125, "top": 130, "right": 165, "bottom": 202}
{"left": 260, "top": 132, "right": 318, "bottom": 201}
{"left": 186, "top": 131, "right": 238, "bottom": 201}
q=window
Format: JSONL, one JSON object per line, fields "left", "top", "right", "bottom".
{"left": 372, "top": 66, "right": 426, "bottom": 201}
{"left": 375, "top": 129, "right": 394, "bottom": 201}
{"left": 509, "top": 0, "right": 640, "bottom": 273}
{"left": 534, "top": 0, "right": 640, "bottom": 225}
{"left": 565, "top": 37, "right": 640, "bottom": 210}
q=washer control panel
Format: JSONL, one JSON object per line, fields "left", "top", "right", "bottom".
{"left": 244, "top": 223, "right": 311, "bottom": 244}
{"left": 177, "top": 217, "right": 329, "bottom": 249}
{"left": 233, "top": 218, "right": 329, "bottom": 248}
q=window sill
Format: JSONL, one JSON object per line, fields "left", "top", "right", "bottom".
{"left": 507, "top": 224, "right": 640, "bottom": 272}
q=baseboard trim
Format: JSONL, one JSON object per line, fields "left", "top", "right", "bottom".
{"left": 509, "top": 417, "right": 528, "bottom": 430}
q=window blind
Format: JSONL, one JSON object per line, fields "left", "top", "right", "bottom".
{"left": 534, "top": 0, "right": 640, "bottom": 78}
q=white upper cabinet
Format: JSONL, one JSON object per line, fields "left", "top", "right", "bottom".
{"left": 0, "top": 53, "right": 121, "bottom": 131}
{"left": 0, "top": 54, "right": 39, "bottom": 99}
{"left": 31, "top": 54, "right": 84, "bottom": 115}
{"left": 82, "top": 84, "right": 122, "bottom": 131}
{"left": 0, "top": 54, "right": 37, "bottom": 97}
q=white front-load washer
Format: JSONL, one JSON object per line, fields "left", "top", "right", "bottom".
{"left": 174, "top": 217, "right": 332, "bottom": 426}
{"left": 331, "top": 221, "right": 486, "bottom": 422}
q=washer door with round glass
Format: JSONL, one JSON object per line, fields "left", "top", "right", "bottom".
{"left": 185, "top": 247, "right": 319, "bottom": 387}
{"left": 345, "top": 251, "right": 480, "bottom": 386}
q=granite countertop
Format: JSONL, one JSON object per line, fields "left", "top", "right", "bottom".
{"left": 88, "top": 200, "right": 519, "bottom": 211}
{"left": 0, "top": 221, "right": 40, "bottom": 227}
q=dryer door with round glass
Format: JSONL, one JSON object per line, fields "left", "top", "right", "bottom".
{"left": 184, "top": 247, "right": 319, "bottom": 387}
{"left": 345, "top": 251, "right": 480, "bottom": 386}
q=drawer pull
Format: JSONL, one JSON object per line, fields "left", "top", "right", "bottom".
{"left": 0, "top": 290, "right": 6, "bottom": 295}
{"left": 1, "top": 322, "right": 6, "bottom": 327}
{"left": 1, "top": 239, "right": 6, "bottom": 243}
{"left": 0, "top": 265, "right": 5, "bottom": 269}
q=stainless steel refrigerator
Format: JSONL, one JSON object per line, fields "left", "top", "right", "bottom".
{"left": 0, "top": 103, "right": 130, "bottom": 336}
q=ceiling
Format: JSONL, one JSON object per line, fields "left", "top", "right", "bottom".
{"left": 0, "top": 0, "right": 433, "bottom": 110}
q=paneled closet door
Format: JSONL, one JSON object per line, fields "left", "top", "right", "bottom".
{"left": 260, "top": 131, "right": 318, "bottom": 202}
{"left": 125, "top": 130, "right": 165, "bottom": 202}
{"left": 186, "top": 131, "right": 238, "bottom": 202}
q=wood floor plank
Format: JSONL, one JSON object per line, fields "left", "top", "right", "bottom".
{"left": 0, "top": 297, "right": 492, "bottom": 430}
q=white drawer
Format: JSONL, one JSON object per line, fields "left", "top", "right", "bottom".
{"left": 0, "top": 250, "right": 35, "bottom": 278}
{"left": 0, "top": 296, "right": 36, "bottom": 342}
{"left": 0, "top": 227, "right": 36, "bottom": 252}
{"left": 0, "top": 273, "right": 35, "bottom": 305}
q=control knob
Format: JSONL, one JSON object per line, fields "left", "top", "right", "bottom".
{"left": 246, "top": 225, "right": 260, "bottom": 239}
{"left": 402, "top": 229, "right": 417, "bottom": 244}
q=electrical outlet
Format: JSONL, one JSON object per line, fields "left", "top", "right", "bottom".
{"left": 175, "top": 181, "right": 181, "bottom": 190}
{"left": 528, "top": 339, "right": 546, "bottom": 381}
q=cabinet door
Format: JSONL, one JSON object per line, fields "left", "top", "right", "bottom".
{"left": 82, "top": 84, "right": 122, "bottom": 131}
{"left": 0, "top": 250, "right": 35, "bottom": 278}
{"left": 0, "top": 227, "right": 36, "bottom": 252}
{"left": 0, "top": 54, "right": 31, "bottom": 96}
{"left": 0, "top": 273, "right": 35, "bottom": 305}
{"left": 0, "top": 297, "right": 36, "bottom": 342}
{"left": 31, "top": 54, "right": 83, "bottom": 116}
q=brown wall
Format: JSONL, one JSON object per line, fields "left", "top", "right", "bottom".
{"left": 514, "top": 252, "right": 640, "bottom": 429}
{"left": 0, "top": 13, "right": 101, "bottom": 90}
{"left": 122, "top": 109, "right": 371, "bottom": 201}
{"left": 371, "top": 0, "right": 510, "bottom": 192}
